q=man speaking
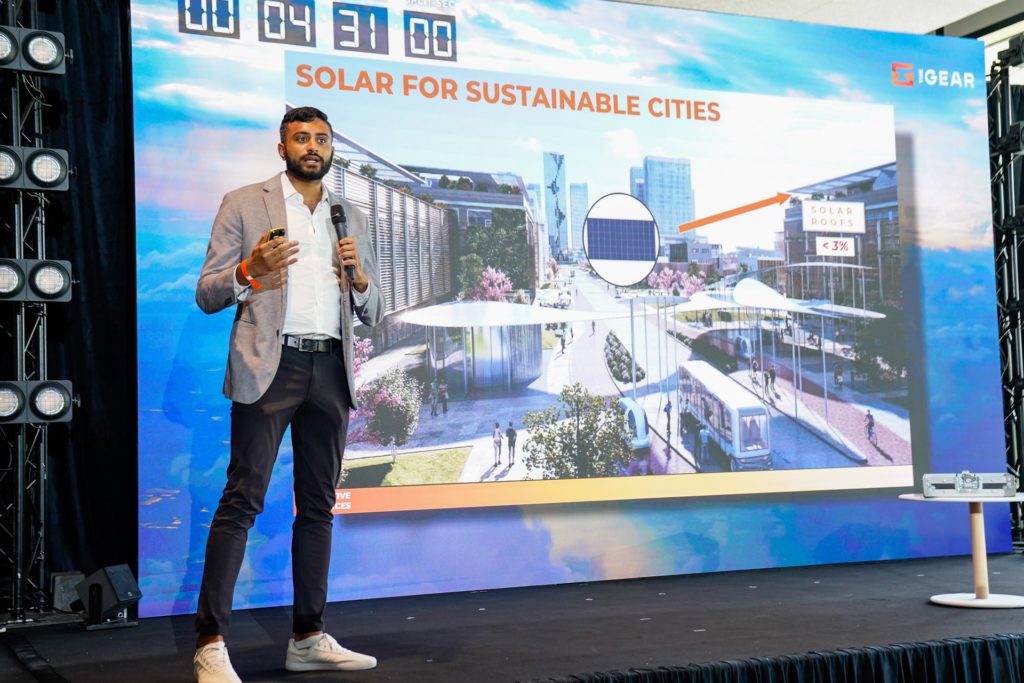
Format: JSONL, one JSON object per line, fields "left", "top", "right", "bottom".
{"left": 192, "top": 106, "right": 384, "bottom": 683}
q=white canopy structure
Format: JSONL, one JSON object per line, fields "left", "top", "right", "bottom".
{"left": 732, "top": 278, "right": 885, "bottom": 320}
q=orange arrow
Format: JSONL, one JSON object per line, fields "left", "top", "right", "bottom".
{"left": 677, "top": 192, "right": 791, "bottom": 233}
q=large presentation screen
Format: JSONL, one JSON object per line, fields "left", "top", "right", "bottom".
{"left": 134, "top": 0, "right": 1004, "bottom": 617}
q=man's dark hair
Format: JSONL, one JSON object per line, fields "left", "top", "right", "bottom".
{"left": 280, "top": 106, "right": 332, "bottom": 142}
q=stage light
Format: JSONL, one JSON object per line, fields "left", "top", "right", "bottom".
{"left": 22, "top": 31, "right": 63, "bottom": 71}
{"left": 29, "top": 261, "right": 70, "bottom": 300}
{"left": 0, "top": 146, "right": 69, "bottom": 191}
{"left": 0, "top": 146, "right": 21, "bottom": 186}
{"left": 0, "top": 381, "right": 72, "bottom": 424}
{"left": 25, "top": 149, "right": 68, "bottom": 188}
{"left": 0, "top": 382, "right": 26, "bottom": 423}
{"left": 0, "top": 259, "right": 72, "bottom": 302}
{"left": 0, "top": 26, "right": 65, "bottom": 75}
{"left": 30, "top": 381, "right": 71, "bottom": 421}
{"left": 0, "top": 259, "right": 25, "bottom": 297}
{"left": 0, "top": 26, "right": 16, "bottom": 67}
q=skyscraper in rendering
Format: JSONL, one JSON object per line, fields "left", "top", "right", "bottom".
{"left": 569, "top": 182, "right": 589, "bottom": 253}
{"left": 527, "top": 182, "right": 550, "bottom": 277}
{"left": 641, "top": 156, "right": 695, "bottom": 250}
{"left": 527, "top": 182, "right": 544, "bottom": 225}
{"left": 629, "top": 166, "right": 645, "bottom": 203}
{"left": 543, "top": 152, "right": 568, "bottom": 255}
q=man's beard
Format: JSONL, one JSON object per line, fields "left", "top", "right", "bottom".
{"left": 286, "top": 152, "right": 333, "bottom": 181}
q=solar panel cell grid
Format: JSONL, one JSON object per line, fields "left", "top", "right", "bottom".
{"left": 586, "top": 218, "right": 657, "bottom": 261}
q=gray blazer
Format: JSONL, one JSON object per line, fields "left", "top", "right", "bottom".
{"left": 196, "top": 174, "right": 384, "bottom": 406}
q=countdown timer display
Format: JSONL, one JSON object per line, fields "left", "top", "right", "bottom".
{"left": 176, "top": 0, "right": 456, "bottom": 60}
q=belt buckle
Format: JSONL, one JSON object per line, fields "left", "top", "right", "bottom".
{"left": 300, "top": 338, "right": 316, "bottom": 352}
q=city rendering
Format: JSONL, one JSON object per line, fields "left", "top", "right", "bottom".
{"left": 321, "top": 116, "right": 909, "bottom": 507}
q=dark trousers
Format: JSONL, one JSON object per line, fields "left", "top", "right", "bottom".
{"left": 195, "top": 345, "right": 350, "bottom": 637}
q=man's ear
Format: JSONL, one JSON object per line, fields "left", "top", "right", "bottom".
{"left": 277, "top": 142, "right": 286, "bottom": 160}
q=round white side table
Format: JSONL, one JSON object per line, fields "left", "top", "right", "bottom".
{"left": 899, "top": 493, "right": 1024, "bottom": 608}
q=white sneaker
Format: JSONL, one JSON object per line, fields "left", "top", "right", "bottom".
{"left": 193, "top": 642, "right": 243, "bottom": 683}
{"left": 285, "top": 633, "right": 377, "bottom": 672}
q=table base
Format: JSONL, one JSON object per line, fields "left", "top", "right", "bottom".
{"left": 930, "top": 593, "right": 1024, "bottom": 609}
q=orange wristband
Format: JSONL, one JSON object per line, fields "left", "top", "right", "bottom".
{"left": 239, "top": 260, "right": 262, "bottom": 290}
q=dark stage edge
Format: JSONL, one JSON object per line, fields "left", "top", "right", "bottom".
{"left": 5, "top": 555, "right": 1024, "bottom": 682}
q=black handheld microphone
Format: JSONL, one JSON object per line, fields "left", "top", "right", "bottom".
{"left": 330, "top": 204, "right": 355, "bottom": 282}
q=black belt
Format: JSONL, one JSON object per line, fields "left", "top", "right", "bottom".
{"left": 282, "top": 335, "right": 339, "bottom": 353}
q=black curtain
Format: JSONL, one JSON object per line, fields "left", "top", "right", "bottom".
{"left": 27, "top": 0, "right": 138, "bottom": 580}
{"left": 531, "top": 634, "right": 1024, "bottom": 683}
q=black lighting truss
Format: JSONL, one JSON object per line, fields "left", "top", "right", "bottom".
{"left": 990, "top": 36, "right": 1024, "bottom": 537}
{"left": 0, "top": 0, "right": 69, "bottom": 626}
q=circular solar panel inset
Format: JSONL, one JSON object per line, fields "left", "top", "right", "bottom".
{"left": 583, "top": 193, "right": 660, "bottom": 287}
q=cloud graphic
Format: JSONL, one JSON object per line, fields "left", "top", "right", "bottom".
{"left": 602, "top": 128, "right": 643, "bottom": 160}
{"left": 136, "top": 124, "right": 282, "bottom": 228}
{"left": 464, "top": 4, "right": 585, "bottom": 57}
{"left": 140, "top": 83, "right": 281, "bottom": 121}
{"left": 654, "top": 33, "right": 714, "bottom": 64}
{"left": 138, "top": 240, "right": 207, "bottom": 270}
{"left": 817, "top": 71, "right": 873, "bottom": 103}
{"left": 139, "top": 272, "right": 199, "bottom": 302}
{"left": 899, "top": 117, "right": 991, "bottom": 250}
{"left": 516, "top": 136, "right": 544, "bottom": 152}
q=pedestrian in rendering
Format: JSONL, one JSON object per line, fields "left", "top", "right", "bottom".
{"left": 664, "top": 398, "right": 672, "bottom": 435}
{"left": 763, "top": 369, "right": 771, "bottom": 391}
{"left": 506, "top": 421, "right": 518, "bottom": 465}
{"left": 769, "top": 364, "right": 777, "bottom": 392}
{"left": 439, "top": 379, "right": 449, "bottom": 415}
{"left": 834, "top": 365, "right": 844, "bottom": 390}
{"left": 591, "top": 320, "right": 596, "bottom": 336}
{"left": 493, "top": 422, "right": 503, "bottom": 466}
{"left": 560, "top": 334, "right": 566, "bottom": 354}
{"left": 429, "top": 386, "right": 438, "bottom": 417}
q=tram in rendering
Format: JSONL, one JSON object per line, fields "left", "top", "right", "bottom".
{"left": 679, "top": 360, "right": 772, "bottom": 471}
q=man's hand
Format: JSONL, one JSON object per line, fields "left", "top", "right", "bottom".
{"left": 237, "top": 232, "right": 299, "bottom": 288}
{"left": 337, "top": 237, "right": 368, "bottom": 292}
{"left": 250, "top": 232, "right": 299, "bottom": 276}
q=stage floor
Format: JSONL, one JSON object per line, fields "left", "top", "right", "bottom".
{"left": 4, "top": 553, "right": 1024, "bottom": 682}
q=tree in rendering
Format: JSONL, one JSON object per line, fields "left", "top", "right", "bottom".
{"left": 457, "top": 253, "right": 485, "bottom": 300}
{"left": 464, "top": 208, "right": 535, "bottom": 289}
{"left": 647, "top": 266, "right": 706, "bottom": 297}
{"left": 358, "top": 368, "right": 422, "bottom": 462}
{"left": 522, "top": 383, "right": 633, "bottom": 479}
{"left": 471, "top": 266, "right": 512, "bottom": 302}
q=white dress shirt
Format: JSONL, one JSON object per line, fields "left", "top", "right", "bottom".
{"left": 280, "top": 173, "right": 342, "bottom": 340}
{"left": 232, "top": 173, "right": 368, "bottom": 339}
